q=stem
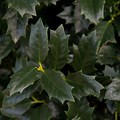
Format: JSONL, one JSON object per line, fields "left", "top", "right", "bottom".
{"left": 115, "top": 111, "right": 118, "bottom": 120}
{"left": 31, "top": 96, "right": 45, "bottom": 104}
{"left": 108, "top": 12, "right": 120, "bottom": 24}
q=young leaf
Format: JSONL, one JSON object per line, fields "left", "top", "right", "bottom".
{"left": 31, "top": 105, "right": 52, "bottom": 120}
{"left": 72, "top": 31, "right": 97, "bottom": 74}
{"left": 105, "top": 75, "right": 120, "bottom": 101}
{"left": 48, "top": 25, "right": 69, "bottom": 70}
{"left": 67, "top": 72, "right": 104, "bottom": 99}
{"left": 78, "top": 0, "right": 105, "bottom": 23}
{"left": 29, "top": 18, "right": 48, "bottom": 63}
{"left": 7, "top": 66, "right": 41, "bottom": 95}
{"left": 40, "top": 70, "right": 74, "bottom": 103}
{"left": 96, "top": 21, "right": 115, "bottom": 51}
{"left": 7, "top": 0, "right": 38, "bottom": 16}
{"left": 3, "top": 9, "right": 30, "bottom": 43}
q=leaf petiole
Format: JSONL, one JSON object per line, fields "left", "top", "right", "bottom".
{"left": 115, "top": 111, "right": 118, "bottom": 120}
{"left": 31, "top": 96, "right": 46, "bottom": 104}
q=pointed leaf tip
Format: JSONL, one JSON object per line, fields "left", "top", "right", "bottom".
{"left": 79, "top": 0, "right": 105, "bottom": 23}
{"left": 7, "top": 0, "right": 38, "bottom": 16}
{"left": 29, "top": 18, "right": 48, "bottom": 63}
{"left": 48, "top": 25, "right": 69, "bottom": 70}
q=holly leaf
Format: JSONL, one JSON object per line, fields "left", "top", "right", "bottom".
{"left": 67, "top": 98, "right": 94, "bottom": 120}
{"left": 105, "top": 75, "right": 120, "bottom": 101}
{"left": 0, "top": 35, "right": 13, "bottom": 64}
{"left": 74, "top": 1, "right": 90, "bottom": 33}
{"left": 67, "top": 72, "right": 104, "bottom": 99}
{"left": 31, "top": 105, "right": 52, "bottom": 120}
{"left": 3, "top": 9, "right": 30, "bottom": 43}
{"left": 48, "top": 25, "right": 69, "bottom": 70}
{"left": 67, "top": 101, "right": 78, "bottom": 120}
{"left": 7, "top": 0, "right": 38, "bottom": 16}
{"left": 78, "top": 0, "right": 105, "bottom": 23}
{"left": 7, "top": 66, "right": 41, "bottom": 95}
{"left": 72, "top": 31, "right": 97, "bottom": 74}
{"left": 3, "top": 81, "right": 40, "bottom": 106}
{"left": 98, "top": 45, "right": 120, "bottom": 65}
{"left": 40, "top": 70, "right": 74, "bottom": 103}
{"left": 13, "top": 56, "right": 28, "bottom": 73}
{"left": 29, "top": 18, "right": 48, "bottom": 63}
{"left": 96, "top": 22, "right": 115, "bottom": 51}
{"left": 1, "top": 100, "right": 31, "bottom": 118}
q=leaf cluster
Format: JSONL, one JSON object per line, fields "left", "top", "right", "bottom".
{"left": 0, "top": 0, "right": 120, "bottom": 119}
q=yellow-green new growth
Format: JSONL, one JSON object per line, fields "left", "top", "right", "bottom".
{"left": 37, "top": 63, "right": 45, "bottom": 72}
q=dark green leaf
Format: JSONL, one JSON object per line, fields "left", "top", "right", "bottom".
{"left": 3, "top": 80, "right": 40, "bottom": 106}
{"left": 77, "top": 98, "right": 94, "bottom": 120}
{"left": 67, "top": 101, "right": 78, "bottom": 120}
{"left": 98, "top": 45, "right": 120, "bottom": 65}
{"left": 48, "top": 25, "right": 69, "bottom": 70}
{"left": 67, "top": 72, "right": 104, "bottom": 99}
{"left": 7, "top": 66, "right": 41, "bottom": 95}
{"left": 13, "top": 56, "right": 28, "bottom": 73}
{"left": 7, "top": 0, "right": 38, "bottom": 16}
{"left": 31, "top": 105, "right": 52, "bottom": 120}
{"left": 67, "top": 98, "right": 94, "bottom": 120}
{"left": 3, "top": 9, "right": 30, "bottom": 43}
{"left": 96, "top": 22, "right": 115, "bottom": 51}
{"left": 105, "top": 75, "right": 120, "bottom": 101}
{"left": 29, "top": 18, "right": 48, "bottom": 63}
{"left": 72, "top": 31, "right": 97, "bottom": 74}
{"left": 1, "top": 100, "right": 31, "bottom": 118}
{"left": 78, "top": 0, "right": 105, "bottom": 23}
{"left": 0, "top": 36, "right": 13, "bottom": 64}
{"left": 40, "top": 70, "right": 74, "bottom": 103}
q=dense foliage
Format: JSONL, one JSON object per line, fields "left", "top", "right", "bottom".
{"left": 0, "top": 0, "right": 120, "bottom": 119}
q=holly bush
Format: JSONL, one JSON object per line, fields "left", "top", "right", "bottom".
{"left": 0, "top": 0, "right": 120, "bottom": 120}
